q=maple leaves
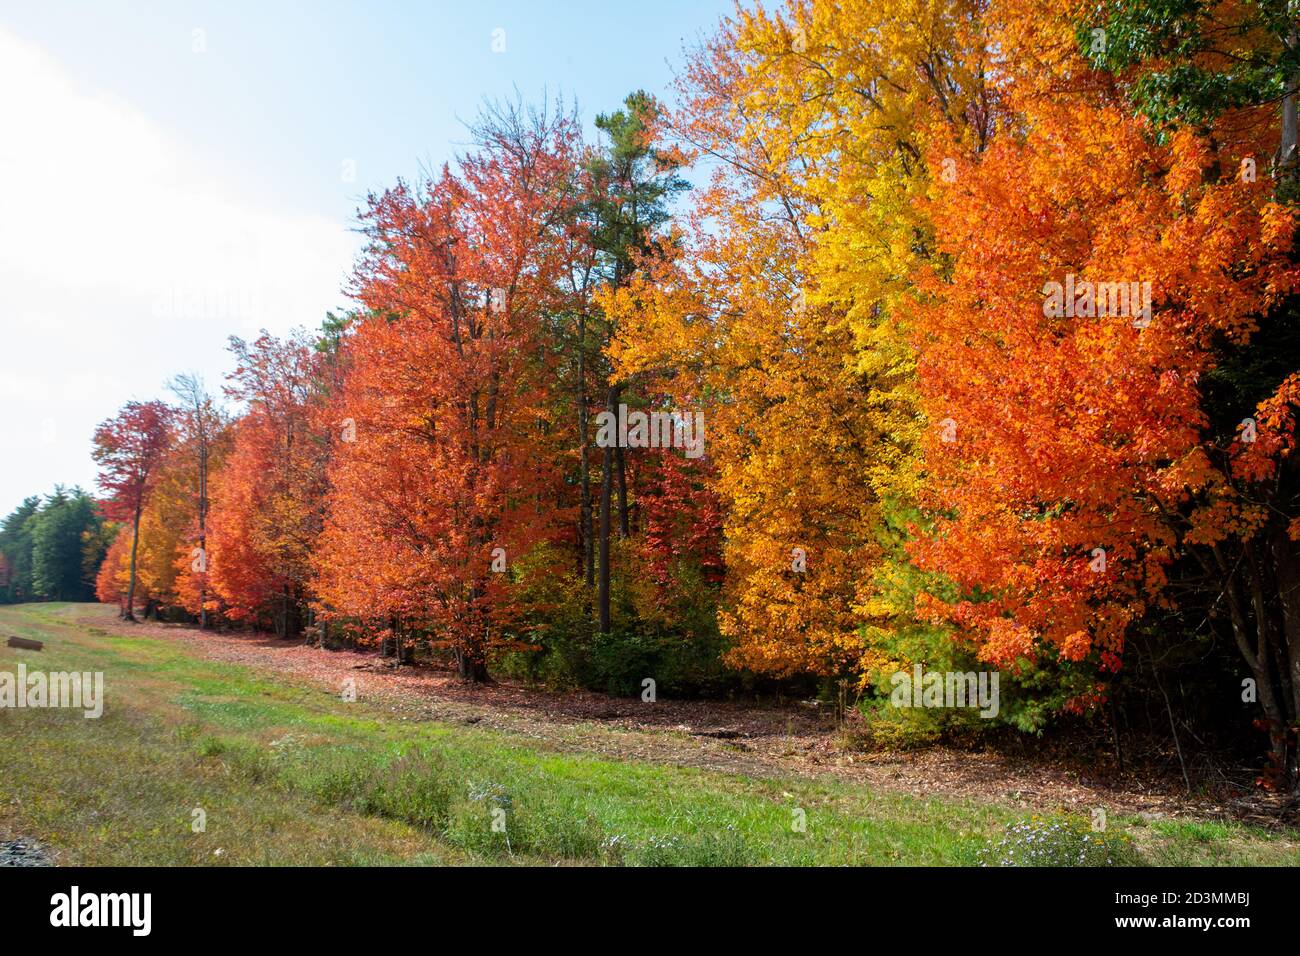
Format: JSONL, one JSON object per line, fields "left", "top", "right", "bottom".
{"left": 207, "top": 331, "right": 331, "bottom": 637}
{"left": 313, "top": 122, "right": 579, "bottom": 677}
{"left": 602, "top": 0, "right": 1300, "bottom": 762}
{"left": 600, "top": 0, "right": 997, "bottom": 678}
{"left": 892, "top": 0, "right": 1300, "bottom": 772}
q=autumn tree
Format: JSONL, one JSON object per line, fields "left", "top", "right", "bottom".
{"left": 207, "top": 331, "right": 330, "bottom": 638}
{"left": 1085, "top": 0, "right": 1299, "bottom": 189}
{"left": 603, "top": 0, "right": 992, "bottom": 679}
{"left": 92, "top": 400, "right": 173, "bottom": 621}
{"left": 570, "top": 91, "right": 688, "bottom": 634}
{"left": 314, "top": 117, "right": 577, "bottom": 680}
{"left": 908, "top": 0, "right": 1300, "bottom": 776}
{"left": 167, "top": 373, "right": 229, "bottom": 628}
{"left": 95, "top": 525, "right": 132, "bottom": 611}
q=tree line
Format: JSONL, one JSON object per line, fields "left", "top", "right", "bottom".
{"left": 85, "top": 0, "right": 1300, "bottom": 792}
{"left": 0, "top": 488, "right": 111, "bottom": 604}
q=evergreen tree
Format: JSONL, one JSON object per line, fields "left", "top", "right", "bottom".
{"left": 30, "top": 487, "right": 102, "bottom": 601}
{"left": 0, "top": 496, "right": 40, "bottom": 603}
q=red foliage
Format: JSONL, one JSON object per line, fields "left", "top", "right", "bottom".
{"left": 91, "top": 401, "right": 173, "bottom": 523}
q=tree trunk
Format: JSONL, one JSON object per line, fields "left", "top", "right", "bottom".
{"left": 457, "top": 654, "right": 490, "bottom": 682}
{"left": 1220, "top": 541, "right": 1297, "bottom": 791}
{"left": 598, "top": 384, "right": 618, "bottom": 634}
{"left": 579, "top": 313, "right": 594, "bottom": 587}
{"left": 457, "top": 658, "right": 488, "bottom": 681}
{"left": 1274, "top": 20, "right": 1298, "bottom": 186}
{"left": 1272, "top": 528, "right": 1300, "bottom": 793}
{"left": 456, "top": 635, "right": 490, "bottom": 681}
{"left": 582, "top": 433, "right": 594, "bottom": 586}
{"left": 124, "top": 500, "right": 142, "bottom": 622}
{"left": 616, "top": 444, "right": 630, "bottom": 538}
{"left": 279, "top": 586, "right": 300, "bottom": 642}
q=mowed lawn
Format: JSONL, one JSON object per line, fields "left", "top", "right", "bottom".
{"left": 0, "top": 602, "right": 1295, "bottom": 866}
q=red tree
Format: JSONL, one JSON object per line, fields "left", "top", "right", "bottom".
{"left": 92, "top": 400, "right": 173, "bottom": 621}
{"left": 207, "top": 331, "right": 330, "bottom": 638}
{"left": 314, "top": 125, "right": 576, "bottom": 679}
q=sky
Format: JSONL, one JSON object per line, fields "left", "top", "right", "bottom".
{"left": 0, "top": 0, "right": 737, "bottom": 517}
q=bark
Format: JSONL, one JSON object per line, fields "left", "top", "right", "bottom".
{"left": 457, "top": 653, "right": 490, "bottom": 682}
{"left": 579, "top": 313, "right": 594, "bottom": 587}
{"left": 1271, "top": 527, "right": 1300, "bottom": 792}
{"left": 617, "top": 444, "right": 630, "bottom": 538}
{"left": 456, "top": 624, "right": 490, "bottom": 682}
{"left": 1218, "top": 540, "right": 1297, "bottom": 790}
{"left": 1274, "top": 18, "right": 1298, "bottom": 185}
{"left": 124, "top": 499, "right": 142, "bottom": 622}
{"left": 598, "top": 384, "right": 618, "bottom": 634}
{"left": 278, "top": 586, "right": 300, "bottom": 642}
{"left": 1275, "top": 529, "right": 1300, "bottom": 723}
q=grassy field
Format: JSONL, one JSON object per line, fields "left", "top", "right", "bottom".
{"left": 0, "top": 601, "right": 1296, "bottom": 866}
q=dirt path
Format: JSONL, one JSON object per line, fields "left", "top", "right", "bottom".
{"left": 59, "top": 604, "right": 1293, "bottom": 826}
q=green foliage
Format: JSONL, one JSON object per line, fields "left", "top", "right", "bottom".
{"left": 31, "top": 488, "right": 103, "bottom": 601}
{"left": 1, "top": 488, "right": 104, "bottom": 604}
{"left": 857, "top": 504, "right": 1098, "bottom": 741}
{"left": 586, "top": 90, "right": 690, "bottom": 284}
{"left": 0, "top": 496, "right": 40, "bottom": 603}
{"left": 1080, "top": 0, "right": 1299, "bottom": 131}
{"left": 493, "top": 542, "right": 735, "bottom": 697}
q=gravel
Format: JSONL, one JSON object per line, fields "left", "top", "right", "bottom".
{"left": 0, "top": 839, "right": 52, "bottom": 867}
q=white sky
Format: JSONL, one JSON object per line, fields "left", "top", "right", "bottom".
{"left": 0, "top": 24, "right": 358, "bottom": 514}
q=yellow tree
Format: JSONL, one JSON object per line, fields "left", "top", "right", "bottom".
{"left": 603, "top": 0, "right": 992, "bottom": 678}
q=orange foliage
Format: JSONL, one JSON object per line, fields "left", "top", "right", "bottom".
{"left": 906, "top": 1, "right": 1300, "bottom": 674}
{"left": 312, "top": 128, "right": 578, "bottom": 673}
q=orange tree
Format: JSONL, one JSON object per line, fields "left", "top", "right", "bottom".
{"left": 207, "top": 330, "right": 331, "bottom": 638}
{"left": 312, "top": 124, "right": 577, "bottom": 680}
{"left": 908, "top": 0, "right": 1300, "bottom": 769}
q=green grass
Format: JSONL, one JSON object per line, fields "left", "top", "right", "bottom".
{"left": 1, "top": 602, "right": 1296, "bottom": 866}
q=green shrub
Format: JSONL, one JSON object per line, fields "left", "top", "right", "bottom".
{"left": 193, "top": 733, "right": 274, "bottom": 782}
{"left": 285, "top": 747, "right": 374, "bottom": 805}
{"left": 265, "top": 744, "right": 451, "bottom": 831}
{"left": 493, "top": 542, "right": 738, "bottom": 698}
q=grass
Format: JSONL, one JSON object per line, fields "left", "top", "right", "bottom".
{"left": 1, "top": 602, "right": 1297, "bottom": 866}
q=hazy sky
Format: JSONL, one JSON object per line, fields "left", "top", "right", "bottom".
{"left": 0, "top": 0, "right": 736, "bottom": 516}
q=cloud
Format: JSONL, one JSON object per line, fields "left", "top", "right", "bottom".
{"left": 0, "top": 25, "right": 358, "bottom": 512}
